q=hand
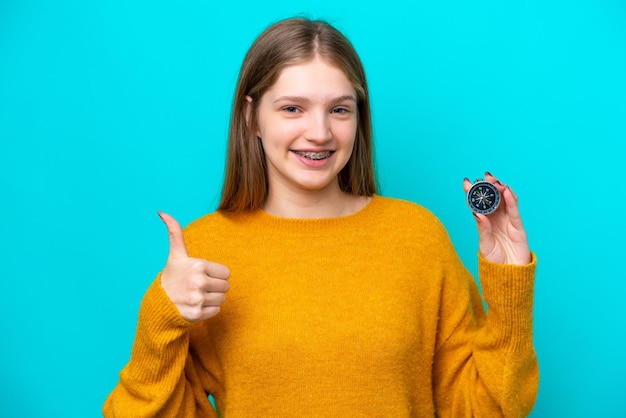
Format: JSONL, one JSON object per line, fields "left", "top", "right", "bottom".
{"left": 157, "top": 211, "right": 230, "bottom": 322}
{"left": 463, "top": 173, "right": 531, "bottom": 265}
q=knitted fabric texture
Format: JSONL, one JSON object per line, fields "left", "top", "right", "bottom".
{"left": 104, "top": 195, "right": 538, "bottom": 417}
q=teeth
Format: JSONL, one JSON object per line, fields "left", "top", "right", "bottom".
{"left": 294, "top": 151, "right": 333, "bottom": 160}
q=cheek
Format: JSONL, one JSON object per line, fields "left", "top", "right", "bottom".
{"left": 260, "top": 119, "right": 304, "bottom": 145}
{"left": 336, "top": 121, "right": 358, "bottom": 148}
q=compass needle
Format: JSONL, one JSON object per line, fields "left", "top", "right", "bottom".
{"left": 467, "top": 179, "right": 501, "bottom": 215}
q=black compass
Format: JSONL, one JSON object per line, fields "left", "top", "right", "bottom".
{"left": 467, "top": 179, "right": 501, "bottom": 215}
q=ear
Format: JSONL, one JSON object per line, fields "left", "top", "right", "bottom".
{"left": 244, "top": 95, "right": 253, "bottom": 125}
{"left": 244, "top": 95, "right": 260, "bottom": 137}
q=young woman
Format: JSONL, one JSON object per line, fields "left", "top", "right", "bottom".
{"left": 104, "top": 17, "right": 537, "bottom": 417}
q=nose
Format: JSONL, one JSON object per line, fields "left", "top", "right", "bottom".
{"left": 304, "top": 111, "right": 332, "bottom": 143}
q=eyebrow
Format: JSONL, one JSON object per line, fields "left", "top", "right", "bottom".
{"left": 273, "top": 95, "right": 357, "bottom": 105}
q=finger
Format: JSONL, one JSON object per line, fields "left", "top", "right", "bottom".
{"left": 205, "top": 277, "right": 231, "bottom": 293}
{"left": 506, "top": 184, "right": 520, "bottom": 205}
{"left": 200, "top": 306, "right": 221, "bottom": 320}
{"left": 484, "top": 172, "right": 521, "bottom": 217}
{"left": 463, "top": 175, "right": 502, "bottom": 194}
{"left": 204, "top": 261, "right": 231, "bottom": 280}
{"left": 158, "top": 211, "right": 189, "bottom": 259}
{"left": 472, "top": 212, "right": 491, "bottom": 236}
{"left": 502, "top": 186, "right": 525, "bottom": 229}
{"left": 203, "top": 292, "right": 227, "bottom": 307}
{"left": 462, "top": 177, "right": 472, "bottom": 193}
{"left": 484, "top": 171, "right": 499, "bottom": 184}
{"left": 483, "top": 173, "right": 514, "bottom": 219}
{"left": 472, "top": 212, "right": 497, "bottom": 257}
{"left": 185, "top": 305, "right": 222, "bottom": 322}
{"left": 483, "top": 172, "right": 507, "bottom": 194}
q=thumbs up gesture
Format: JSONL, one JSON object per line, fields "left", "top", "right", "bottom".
{"left": 157, "top": 211, "right": 231, "bottom": 322}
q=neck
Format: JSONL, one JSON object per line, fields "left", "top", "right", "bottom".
{"left": 263, "top": 183, "right": 369, "bottom": 219}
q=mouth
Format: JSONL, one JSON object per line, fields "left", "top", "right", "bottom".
{"left": 292, "top": 151, "right": 334, "bottom": 160}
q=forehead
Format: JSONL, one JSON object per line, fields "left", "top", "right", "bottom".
{"left": 265, "top": 57, "right": 356, "bottom": 99}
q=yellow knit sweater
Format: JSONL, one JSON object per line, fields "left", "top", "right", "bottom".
{"left": 104, "top": 195, "right": 538, "bottom": 417}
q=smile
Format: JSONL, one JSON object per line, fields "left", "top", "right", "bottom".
{"left": 293, "top": 151, "right": 334, "bottom": 160}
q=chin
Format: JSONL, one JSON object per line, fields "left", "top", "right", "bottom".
{"left": 296, "top": 183, "right": 334, "bottom": 192}
{"left": 293, "top": 176, "right": 338, "bottom": 192}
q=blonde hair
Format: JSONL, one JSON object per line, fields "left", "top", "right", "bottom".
{"left": 219, "top": 17, "right": 376, "bottom": 213}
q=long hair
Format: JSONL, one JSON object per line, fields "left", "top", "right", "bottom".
{"left": 218, "top": 17, "right": 376, "bottom": 213}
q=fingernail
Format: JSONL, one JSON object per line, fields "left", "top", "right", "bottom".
{"left": 157, "top": 210, "right": 165, "bottom": 221}
{"left": 472, "top": 212, "right": 481, "bottom": 222}
{"left": 496, "top": 180, "right": 503, "bottom": 186}
{"left": 485, "top": 171, "right": 493, "bottom": 177}
{"left": 463, "top": 177, "right": 470, "bottom": 183}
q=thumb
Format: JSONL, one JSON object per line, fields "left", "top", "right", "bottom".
{"left": 472, "top": 212, "right": 497, "bottom": 257}
{"left": 158, "top": 211, "right": 189, "bottom": 259}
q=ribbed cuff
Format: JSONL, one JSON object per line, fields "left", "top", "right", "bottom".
{"left": 124, "top": 275, "right": 193, "bottom": 384}
{"left": 138, "top": 273, "right": 192, "bottom": 336}
{"left": 478, "top": 252, "right": 537, "bottom": 350}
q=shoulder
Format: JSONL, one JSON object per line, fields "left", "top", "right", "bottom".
{"left": 185, "top": 210, "right": 231, "bottom": 231}
{"left": 374, "top": 196, "right": 456, "bottom": 261}
{"left": 374, "top": 195, "right": 430, "bottom": 214}
{"left": 180, "top": 210, "right": 255, "bottom": 259}
{"left": 180, "top": 211, "right": 235, "bottom": 246}
{"left": 182, "top": 210, "right": 244, "bottom": 239}
{"left": 373, "top": 195, "right": 446, "bottom": 230}
{"left": 372, "top": 195, "right": 455, "bottom": 250}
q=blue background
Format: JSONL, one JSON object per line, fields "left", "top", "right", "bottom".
{"left": 1, "top": 0, "right": 625, "bottom": 416}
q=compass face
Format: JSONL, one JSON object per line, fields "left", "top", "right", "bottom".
{"left": 467, "top": 181, "right": 501, "bottom": 215}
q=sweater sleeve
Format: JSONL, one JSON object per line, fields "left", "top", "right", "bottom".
{"left": 102, "top": 276, "right": 218, "bottom": 418}
{"left": 432, "top": 251, "right": 538, "bottom": 418}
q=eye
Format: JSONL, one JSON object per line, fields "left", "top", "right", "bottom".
{"left": 283, "top": 106, "right": 299, "bottom": 113}
{"left": 331, "top": 107, "right": 351, "bottom": 115}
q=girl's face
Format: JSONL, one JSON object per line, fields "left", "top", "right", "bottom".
{"left": 254, "top": 56, "right": 358, "bottom": 197}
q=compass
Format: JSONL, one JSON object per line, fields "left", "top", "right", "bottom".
{"left": 467, "top": 179, "right": 500, "bottom": 215}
